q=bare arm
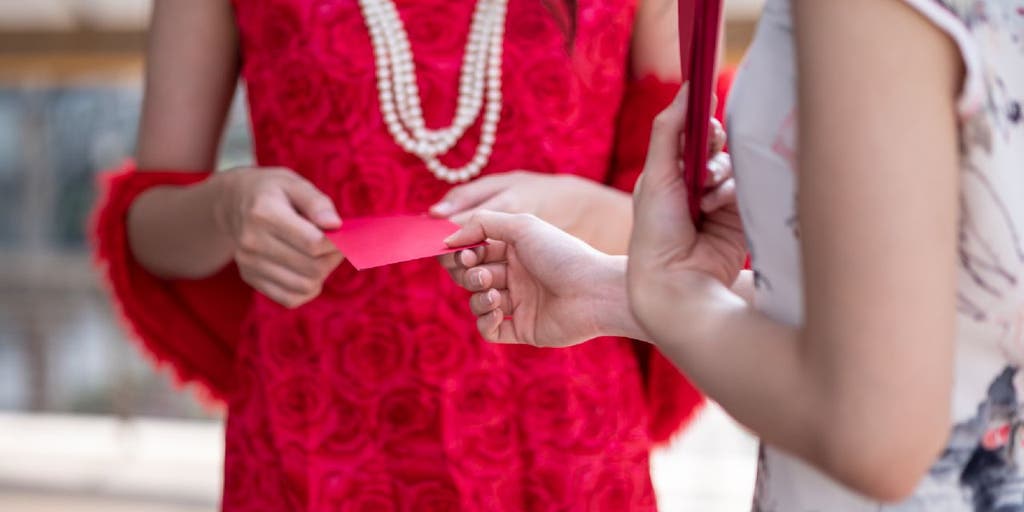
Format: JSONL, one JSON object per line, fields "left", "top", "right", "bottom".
{"left": 630, "top": 0, "right": 962, "bottom": 500}
{"left": 445, "top": 1, "right": 960, "bottom": 496}
{"left": 128, "top": 0, "right": 241, "bottom": 278}
{"left": 630, "top": 0, "right": 681, "bottom": 80}
{"left": 127, "top": 0, "right": 343, "bottom": 308}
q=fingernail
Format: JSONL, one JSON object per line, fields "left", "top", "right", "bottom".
{"left": 471, "top": 270, "right": 484, "bottom": 288}
{"left": 483, "top": 290, "right": 494, "bottom": 305}
{"left": 431, "top": 201, "right": 455, "bottom": 216}
{"left": 316, "top": 210, "right": 341, "bottom": 227}
{"left": 707, "top": 161, "right": 721, "bottom": 181}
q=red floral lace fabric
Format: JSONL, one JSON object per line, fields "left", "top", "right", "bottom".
{"left": 227, "top": 1, "right": 675, "bottom": 509}
{"left": 92, "top": 1, "right": 714, "bottom": 510}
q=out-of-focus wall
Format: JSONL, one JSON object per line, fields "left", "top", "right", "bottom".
{"left": 0, "top": 0, "right": 253, "bottom": 419}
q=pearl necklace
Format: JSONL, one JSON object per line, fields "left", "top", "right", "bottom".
{"left": 357, "top": 0, "right": 508, "bottom": 183}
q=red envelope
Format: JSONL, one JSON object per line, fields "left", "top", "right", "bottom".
{"left": 679, "top": 0, "right": 724, "bottom": 222}
{"left": 325, "top": 215, "right": 484, "bottom": 271}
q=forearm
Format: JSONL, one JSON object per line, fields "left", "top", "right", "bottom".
{"left": 636, "top": 273, "right": 820, "bottom": 452}
{"left": 632, "top": 270, "right": 948, "bottom": 499}
{"left": 128, "top": 174, "right": 235, "bottom": 279}
{"left": 595, "top": 261, "right": 817, "bottom": 446}
{"left": 588, "top": 263, "right": 829, "bottom": 465}
{"left": 589, "top": 255, "right": 650, "bottom": 339}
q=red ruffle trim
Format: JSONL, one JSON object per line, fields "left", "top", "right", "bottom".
{"left": 90, "top": 163, "right": 251, "bottom": 405}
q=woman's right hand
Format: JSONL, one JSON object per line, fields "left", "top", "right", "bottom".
{"left": 440, "top": 212, "right": 630, "bottom": 346}
{"left": 214, "top": 167, "right": 345, "bottom": 308}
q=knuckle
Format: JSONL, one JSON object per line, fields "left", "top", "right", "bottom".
{"left": 236, "top": 230, "right": 261, "bottom": 252}
{"left": 322, "top": 257, "right": 342, "bottom": 275}
{"left": 301, "top": 278, "right": 323, "bottom": 297}
{"left": 268, "top": 167, "right": 296, "bottom": 180}
{"left": 238, "top": 269, "right": 257, "bottom": 287}
{"left": 296, "top": 280, "right": 315, "bottom": 296}
{"left": 246, "top": 199, "right": 277, "bottom": 224}
{"left": 280, "top": 294, "right": 305, "bottom": 309}
{"left": 233, "top": 249, "right": 253, "bottom": 266}
{"left": 298, "top": 239, "right": 320, "bottom": 257}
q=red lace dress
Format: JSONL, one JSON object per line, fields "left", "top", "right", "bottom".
{"left": 91, "top": 1, "right": 731, "bottom": 510}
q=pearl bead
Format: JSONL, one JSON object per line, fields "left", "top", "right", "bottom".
{"left": 358, "top": 0, "right": 506, "bottom": 183}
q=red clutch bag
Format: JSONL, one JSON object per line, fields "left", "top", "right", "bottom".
{"left": 679, "top": 0, "right": 724, "bottom": 222}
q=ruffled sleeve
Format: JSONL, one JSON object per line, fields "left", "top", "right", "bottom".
{"left": 91, "top": 162, "right": 251, "bottom": 403}
{"left": 607, "top": 70, "right": 736, "bottom": 443}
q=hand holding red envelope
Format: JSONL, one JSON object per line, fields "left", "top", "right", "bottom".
{"left": 325, "top": 214, "right": 484, "bottom": 270}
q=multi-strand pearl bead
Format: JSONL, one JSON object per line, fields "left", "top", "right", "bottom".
{"left": 357, "top": 0, "right": 508, "bottom": 183}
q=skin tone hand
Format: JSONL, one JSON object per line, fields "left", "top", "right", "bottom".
{"left": 440, "top": 212, "right": 634, "bottom": 346}
{"left": 626, "top": 87, "right": 747, "bottom": 320}
{"left": 130, "top": 166, "right": 346, "bottom": 310}
{"left": 429, "top": 171, "right": 635, "bottom": 255}
{"left": 439, "top": 109, "right": 737, "bottom": 346}
{"left": 429, "top": 121, "right": 729, "bottom": 257}
{"left": 128, "top": 0, "right": 343, "bottom": 310}
{"left": 213, "top": 167, "right": 346, "bottom": 308}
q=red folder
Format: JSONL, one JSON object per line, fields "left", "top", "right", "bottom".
{"left": 679, "top": 0, "right": 723, "bottom": 222}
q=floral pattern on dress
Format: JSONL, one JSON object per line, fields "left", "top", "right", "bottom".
{"left": 730, "top": 0, "right": 1024, "bottom": 510}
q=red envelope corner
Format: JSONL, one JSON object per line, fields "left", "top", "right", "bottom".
{"left": 325, "top": 214, "right": 485, "bottom": 271}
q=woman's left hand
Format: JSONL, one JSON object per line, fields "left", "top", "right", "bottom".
{"left": 627, "top": 87, "right": 748, "bottom": 330}
{"left": 429, "top": 171, "right": 630, "bottom": 253}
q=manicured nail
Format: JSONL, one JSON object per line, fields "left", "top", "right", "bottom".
{"left": 431, "top": 201, "right": 455, "bottom": 216}
{"left": 316, "top": 210, "right": 341, "bottom": 227}
{"left": 707, "top": 161, "right": 721, "bottom": 182}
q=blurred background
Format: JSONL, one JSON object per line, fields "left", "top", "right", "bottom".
{"left": 0, "top": 1, "right": 763, "bottom": 510}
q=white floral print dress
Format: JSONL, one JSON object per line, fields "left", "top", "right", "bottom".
{"left": 727, "top": 0, "right": 1024, "bottom": 510}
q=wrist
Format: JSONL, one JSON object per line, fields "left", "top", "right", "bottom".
{"left": 628, "top": 268, "right": 725, "bottom": 347}
{"left": 587, "top": 254, "right": 652, "bottom": 341}
{"left": 208, "top": 169, "right": 239, "bottom": 239}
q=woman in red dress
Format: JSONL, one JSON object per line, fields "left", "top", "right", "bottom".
{"left": 92, "top": 0, "right": 726, "bottom": 509}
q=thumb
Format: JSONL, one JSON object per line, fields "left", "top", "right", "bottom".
{"left": 430, "top": 175, "right": 511, "bottom": 217}
{"left": 642, "top": 83, "right": 689, "bottom": 189}
{"left": 444, "top": 210, "right": 530, "bottom": 248}
{"left": 283, "top": 178, "right": 342, "bottom": 230}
